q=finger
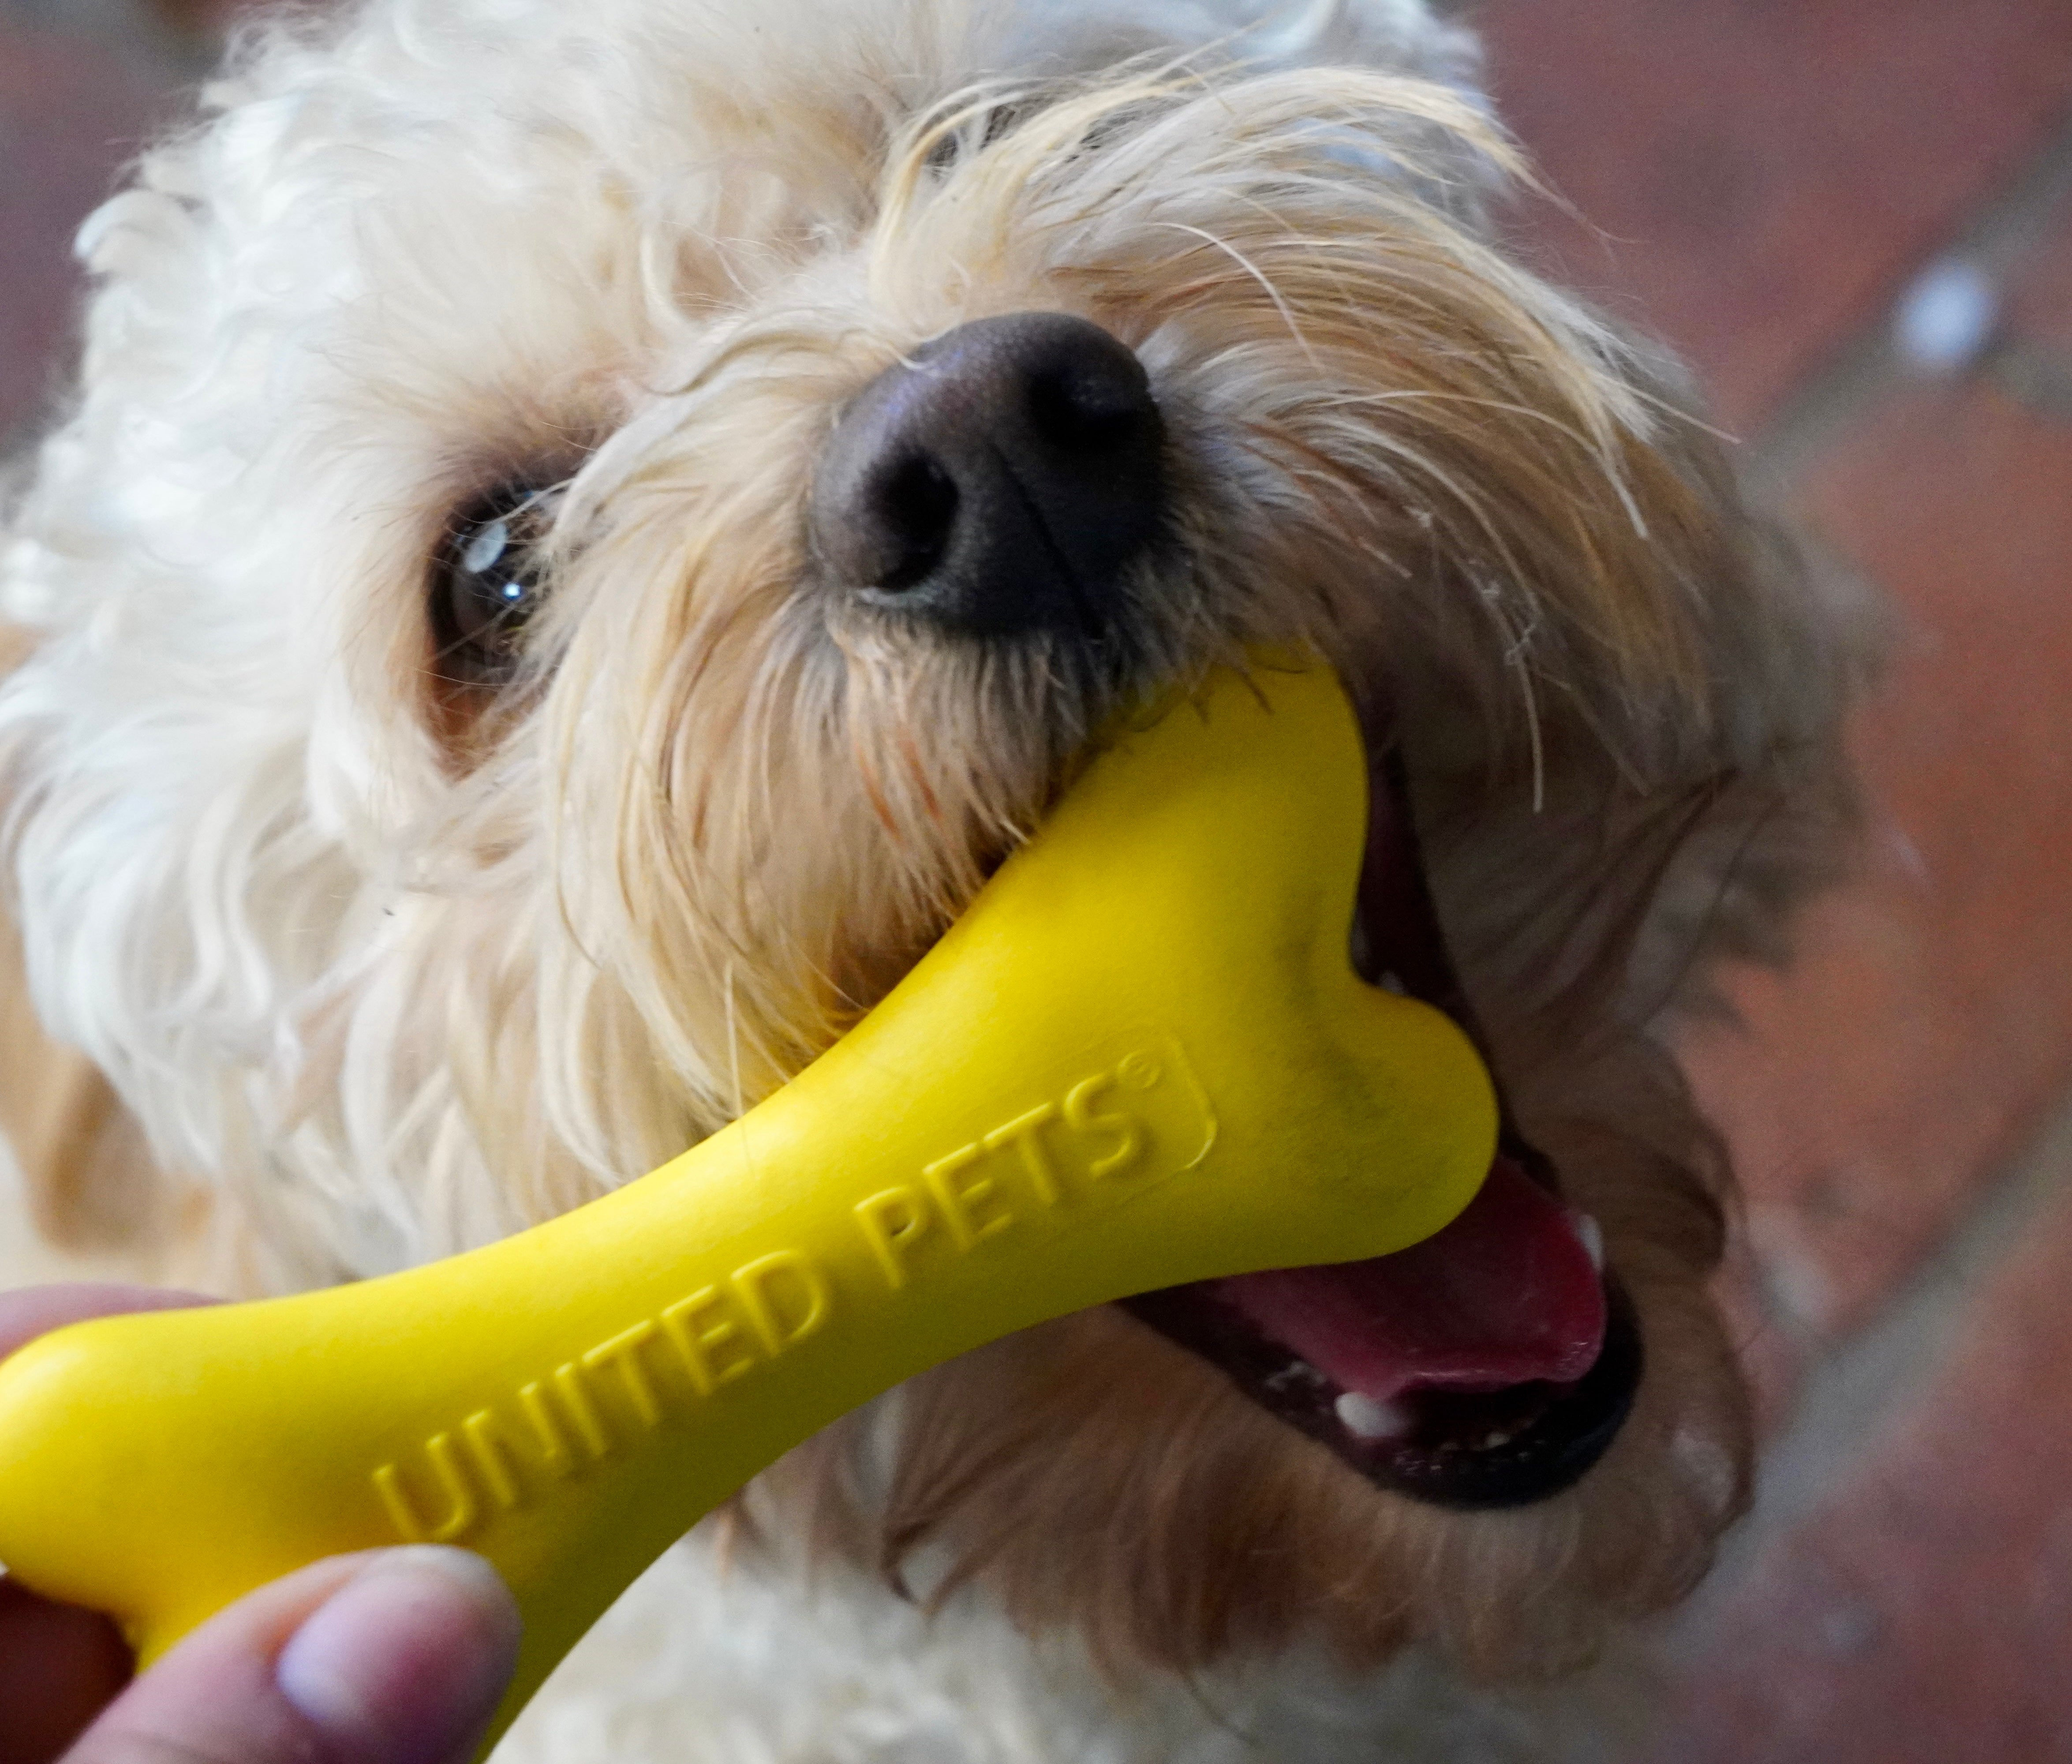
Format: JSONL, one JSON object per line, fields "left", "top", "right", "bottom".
{"left": 63, "top": 1547, "right": 520, "bottom": 1764}
{"left": 0, "top": 1286, "right": 217, "bottom": 1363}
{"left": 0, "top": 1578, "right": 132, "bottom": 1764}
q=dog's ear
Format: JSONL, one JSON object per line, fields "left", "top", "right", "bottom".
{"left": 0, "top": 623, "right": 168, "bottom": 1257}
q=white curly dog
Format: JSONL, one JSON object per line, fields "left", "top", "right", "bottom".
{"left": 0, "top": 0, "right": 1873, "bottom": 1757}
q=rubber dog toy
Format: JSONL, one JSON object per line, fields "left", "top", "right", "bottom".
{"left": 0, "top": 662, "right": 1494, "bottom": 1755}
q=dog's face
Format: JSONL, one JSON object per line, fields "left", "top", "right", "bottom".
{"left": 2, "top": 0, "right": 1869, "bottom": 1686}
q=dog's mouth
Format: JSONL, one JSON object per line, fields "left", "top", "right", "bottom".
{"left": 1122, "top": 742, "right": 1640, "bottom": 1510}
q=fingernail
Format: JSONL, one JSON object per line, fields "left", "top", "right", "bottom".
{"left": 277, "top": 1547, "right": 521, "bottom": 1764}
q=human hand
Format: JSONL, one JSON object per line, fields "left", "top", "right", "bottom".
{"left": 0, "top": 1286, "right": 522, "bottom": 1764}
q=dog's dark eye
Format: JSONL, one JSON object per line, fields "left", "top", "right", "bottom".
{"left": 433, "top": 482, "right": 563, "bottom": 679}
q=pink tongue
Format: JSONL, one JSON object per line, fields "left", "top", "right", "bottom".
{"left": 1208, "top": 1157, "right": 1605, "bottom": 1401}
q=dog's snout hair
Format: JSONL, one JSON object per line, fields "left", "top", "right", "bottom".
{"left": 809, "top": 311, "right": 1167, "bottom": 638}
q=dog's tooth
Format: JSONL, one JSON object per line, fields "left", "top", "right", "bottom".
{"left": 1571, "top": 1210, "right": 1606, "bottom": 1273}
{"left": 1265, "top": 1359, "right": 1328, "bottom": 1394}
{"left": 1334, "top": 1391, "right": 1411, "bottom": 1441}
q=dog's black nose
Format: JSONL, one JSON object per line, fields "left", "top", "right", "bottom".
{"left": 809, "top": 312, "right": 1165, "bottom": 636}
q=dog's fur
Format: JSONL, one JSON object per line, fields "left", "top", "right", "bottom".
{"left": 0, "top": 0, "right": 1876, "bottom": 1756}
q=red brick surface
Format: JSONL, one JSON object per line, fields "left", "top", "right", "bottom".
{"left": 1686, "top": 377, "right": 2072, "bottom": 1341}
{"left": 1477, "top": 0, "right": 2072, "bottom": 431}
{"left": 149, "top": 0, "right": 244, "bottom": 38}
{"left": 1639, "top": 1170, "right": 2072, "bottom": 1764}
{"left": 2007, "top": 202, "right": 2072, "bottom": 353}
{"left": 0, "top": 25, "right": 172, "bottom": 448}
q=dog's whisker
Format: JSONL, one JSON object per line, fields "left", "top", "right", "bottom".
{"left": 1153, "top": 221, "right": 1324, "bottom": 373}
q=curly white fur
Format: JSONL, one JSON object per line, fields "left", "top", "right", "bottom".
{"left": 2, "top": 0, "right": 1497, "bottom": 1282}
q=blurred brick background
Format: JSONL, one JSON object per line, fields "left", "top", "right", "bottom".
{"left": 4, "top": 0, "right": 2072, "bottom": 1757}
{"left": 1481, "top": 2, "right": 2072, "bottom": 1758}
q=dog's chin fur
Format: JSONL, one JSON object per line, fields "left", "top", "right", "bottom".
{"left": 0, "top": 0, "right": 1878, "bottom": 1753}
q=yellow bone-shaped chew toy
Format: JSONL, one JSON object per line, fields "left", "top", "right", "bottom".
{"left": 0, "top": 663, "right": 1494, "bottom": 1752}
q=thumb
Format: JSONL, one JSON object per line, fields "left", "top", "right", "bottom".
{"left": 64, "top": 1548, "right": 520, "bottom": 1764}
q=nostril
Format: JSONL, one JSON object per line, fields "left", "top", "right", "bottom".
{"left": 810, "top": 310, "right": 1166, "bottom": 637}
{"left": 1026, "top": 358, "right": 1158, "bottom": 454}
{"left": 874, "top": 454, "right": 959, "bottom": 592}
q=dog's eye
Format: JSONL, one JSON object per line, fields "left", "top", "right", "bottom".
{"left": 433, "top": 483, "right": 564, "bottom": 679}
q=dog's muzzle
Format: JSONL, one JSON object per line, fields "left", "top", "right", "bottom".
{"left": 808, "top": 311, "right": 1166, "bottom": 637}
